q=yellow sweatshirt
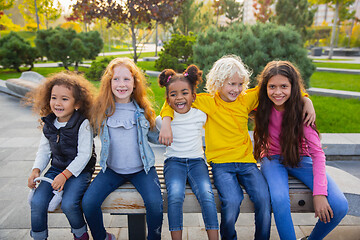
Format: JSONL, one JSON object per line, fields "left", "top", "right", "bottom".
{"left": 161, "top": 87, "right": 259, "bottom": 164}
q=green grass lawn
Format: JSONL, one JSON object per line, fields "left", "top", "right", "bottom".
{"left": 314, "top": 62, "right": 360, "bottom": 70}
{"left": 0, "top": 67, "right": 89, "bottom": 80}
{"left": 310, "top": 95, "right": 360, "bottom": 133}
{"left": 310, "top": 72, "right": 360, "bottom": 92}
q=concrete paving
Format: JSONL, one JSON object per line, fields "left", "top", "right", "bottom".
{"left": 0, "top": 91, "right": 359, "bottom": 240}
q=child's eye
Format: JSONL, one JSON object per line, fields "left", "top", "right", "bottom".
{"left": 113, "top": 77, "right": 118, "bottom": 81}
{"left": 170, "top": 93, "right": 176, "bottom": 97}
{"left": 62, "top": 98, "right": 68, "bottom": 101}
{"left": 282, "top": 85, "right": 288, "bottom": 88}
{"left": 269, "top": 85, "right": 275, "bottom": 89}
{"left": 51, "top": 96, "right": 56, "bottom": 100}
{"left": 124, "top": 78, "right": 130, "bottom": 81}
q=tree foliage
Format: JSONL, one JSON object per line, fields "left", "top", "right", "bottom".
{"left": 0, "top": 31, "right": 38, "bottom": 72}
{"left": 72, "top": 0, "right": 185, "bottom": 63}
{"left": 155, "top": 33, "right": 196, "bottom": 72}
{"left": 193, "top": 22, "right": 315, "bottom": 89}
{"left": 35, "top": 27, "right": 103, "bottom": 70}
{"left": 171, "top": 0, "right": 213, "bottom": 35}
{"left": 222, "top": 0, "right": 243, "bottom": 23}
{"left": 275, "top": 0, "right": 315, "bottom": 40}
{"left": 66, "top": 0, "right": 97, "bottom": 32}
{"left": 18, "top": 0, "right": 61, "bottom": 29}
{"left": 253, "top": 0, "right": 274, "bottom": 23}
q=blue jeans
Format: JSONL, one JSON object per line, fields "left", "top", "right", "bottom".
{"left": 30, "top": 166, "right": 91, "bottom": 240}
{"left": 164, "top": 157, "right": 219, "bottom": 231}
{"left": 210, "top": 162, "right": 271, "bottom": 240}
{"left": 82, "top": 167, "right": 163, "bottom": 240}
{"left": 261, "top": 155, "right": 348, "bottom": 240}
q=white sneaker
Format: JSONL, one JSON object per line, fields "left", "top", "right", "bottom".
{"left": 106, "top": 232, "right": 116, "bottom": 240}
{"left": 297, "top": 237, "right": 308, "bottom": 240}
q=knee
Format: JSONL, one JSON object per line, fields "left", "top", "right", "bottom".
{"left": 167, "top": 187, "right": 185, "bottom": 204}
{"left": 222, "top": 197, "right": 242, "bottom": 211}
{"left": 31, "top": 198, "right": 48, "bottom": 213}
{"left": 331, "top": 196, "right": 349, "bottom": 219}
{"left": 61, "top": 198, "right": 79, "bottom": 214}
{"left": 81, "top": 193, "right": 99, "bottom": 214}
{"left": 269, "top": 192, "right": 289, "bottom": 210}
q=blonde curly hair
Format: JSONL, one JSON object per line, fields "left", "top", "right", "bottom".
{"left": 205, "top": 55, "right": 252, "bottom": 95}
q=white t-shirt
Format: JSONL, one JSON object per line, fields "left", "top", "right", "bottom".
{"left": 156, "top": 108, "right": 207, "bottom": 159}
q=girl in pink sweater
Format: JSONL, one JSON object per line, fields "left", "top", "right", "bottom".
{"left": 253, "top": 61, "right": 348, "bottom": 240}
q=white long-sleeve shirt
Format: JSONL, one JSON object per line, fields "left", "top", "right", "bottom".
{"left": 32, "top": 118, "right": 93, "bottom": 177}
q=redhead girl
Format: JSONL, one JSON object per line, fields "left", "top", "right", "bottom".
{"left": 82, "top": 57, "right": 163, "bottom": 240}
{"left": 254, "top": 61, "right": 348, "bottom": 240}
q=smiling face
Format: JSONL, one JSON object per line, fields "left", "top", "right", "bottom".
{"left": 111, "top": 64, "right": 135, "bottom": 103}
{"left": 50, "top": 85, "right": 79, "bottom": 122}
{"left": 167, "top": 80, "right": 195, "bottom": 114}
{"left": 218, "top": 74, "right": 244, "bottom": 102}
{"left": 267, "top": 74, "right": 292, "bottom": 111}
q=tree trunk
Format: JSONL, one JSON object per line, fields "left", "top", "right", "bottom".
{"left": 131, "top": 23, "right": 138, "bottom": 63}
{"left": 328, "top": 1, "right": 339, "bottom": 59}
{"left": 155, "top": 22, "right": 158, "bottom": 57}
{"left": 34, "top": 0, "right": 40, "bottom": 30}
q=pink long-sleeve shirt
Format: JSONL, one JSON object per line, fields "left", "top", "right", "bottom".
{"left": 266, "top": 107, "right": 328, "bottom": 196}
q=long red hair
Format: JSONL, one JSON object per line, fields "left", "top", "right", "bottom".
{"left": 91, "top": 57, "right": 156, "bottom": 134}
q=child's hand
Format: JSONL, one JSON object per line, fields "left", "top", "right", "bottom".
{"left": 52, "top": 173, "right": 67, "bottom": 192}
{"left": 28, "top": 169, "right": 40, "bottom": 189}
{"left": 159, "top": 116, "right": 173, "bottom": 146}
{"left": 303, "top": 97, "right": 316, "bottom": 126}
{"left": 313, "top": 195, "right": 333, "bottom": 223}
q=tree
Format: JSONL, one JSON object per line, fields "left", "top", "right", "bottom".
{"left": 0, "top": 32, "right": 38, "bottom": 72}
{"left": 212, "top": 0, "right": 225, "bottom": 26}
{"left": 222, "top": 0, "right": 243, "bottom": 24}
{"left": 73, "top": 0, "right": 185, "bottom": 63}
{"left": 35, "top": 27, "right": 103, "bottom": 70}
{"left": 0, "top": 0, "right": 14, "bottom": 33}
{"left": 309, "top": 0, "right": 354, "bottom": 59}
{"left": 18, "top": 0, "right": 61, "bottom": 30}
{"left": 66, "top": 0, "right": 97, "bottom": 32}
{"left": 172, "top": 0, "right": 213, "bottom": 35}
{"left": 275, "top": 0, "right": 315, "bottom": 41}
{"left": 253, "top": 0, "right": 274, "bottom": 23}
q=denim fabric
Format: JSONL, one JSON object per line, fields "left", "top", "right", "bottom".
{"left": 82, "top": 167, "right": 163, "bottom": 240}
{"left": 261, "top": 155, "right": 348, "bottom": 240}
{"left": 99, "top": 101, "right": 159, "bottom": 174}
{"left": 210, "top": 162, "right": 271, "bottom": 240}
{"left": 30, "top": 166, "right": 91, "bottom": 240}
{"left": 164, "top": 157, "right": 219, "bottom": 231}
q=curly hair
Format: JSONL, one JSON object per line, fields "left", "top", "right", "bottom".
{"left": 26, "top": 71, "right": 95, "bottom": 127}
{"left": 158, "top": 64, "right": 203, "bottom": 95}
{"left": 205, "top": 55, "right": 251, "bottom": 95}
{"left": 253, "top": 61, "right": 311, "bottom": 167}
{"left": 91, "top": 57, "right": 156, "bottom": 134}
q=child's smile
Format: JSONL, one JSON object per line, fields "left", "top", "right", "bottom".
{"left": 167, "top": 80, "right": 195, "bottom": 114}
{"left": 50, "top": 85, "right": 78, "bottom": 122}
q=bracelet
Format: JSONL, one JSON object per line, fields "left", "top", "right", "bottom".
{"left": 61, "top": 172, "right": 68, "bottom": 180}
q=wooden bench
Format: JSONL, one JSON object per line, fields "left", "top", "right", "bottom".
{"left": 5, "top": 71, "right": 44, "bottom": 97}
{"left": 52, "top": 164, "right": 313, "bottom": 240}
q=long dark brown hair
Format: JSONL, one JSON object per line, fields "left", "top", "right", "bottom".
{"left": 253, "top": 61, "right": 306, "bottom": 167}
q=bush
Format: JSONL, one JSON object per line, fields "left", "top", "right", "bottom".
{"left": 85, "top": 57, "right": 112, "bottom": 81}
{"left": 0, "top": 31, "right": 38, "bottom": 72}
{"left": 35, "top": 27, "right": 103, "bottom": 70}
{"left": 193, "top": 22, "right": 315, "bottom": 89}
{"left": 155, "top": 33, "right": 196, "bottom": 72}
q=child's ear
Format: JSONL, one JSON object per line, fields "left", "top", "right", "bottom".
{"left": 74, "top": 103, "right": 81, "bottom": 111}
{"left": 192, "top": 92, "right": 196, "bottom": 102}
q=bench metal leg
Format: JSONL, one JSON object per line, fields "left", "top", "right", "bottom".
{"left": 128, "top": 214, "right": 146, "bottom": 240}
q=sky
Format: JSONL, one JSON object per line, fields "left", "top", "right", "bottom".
{"left": 58, "top": 0, "right": 75, "bottom": 13}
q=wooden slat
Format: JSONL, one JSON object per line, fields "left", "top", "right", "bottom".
{"left": 51, "top": 164, "right": 313, "bottom": 214}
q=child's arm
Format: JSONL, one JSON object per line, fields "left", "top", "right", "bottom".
{"left": 28, "top": 133, "right": 51, "bottom": 189}
{"left": 158, "top": 116, "right": 172, "bottom": 146}
{"left": 303, "top": 97, "right": 316, "bottom": 126}
{"left": 52, "top": 120, "right": 93, "bottom": 191}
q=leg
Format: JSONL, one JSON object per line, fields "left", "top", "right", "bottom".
{"left": 164, "top": 158, "right": 187, "bottom": 234}
{"left": 82, "top": 168, "right": 126, "bottom": 240}
{"left": 288, "top": 157, "right": 349, "bottom": 240}
{"left": 211, "top": 163, "right": 243, "bottom": 240}
{"left": 238, "top": 163, "right": 271, "bottom": 240}
{"left": 61, "top": 171, "right": 92, "bottom": 238}
{"left": 30, "top": 167, "right": 60, "bottom": 240}
{"left": 131, "top": 167, "right": 163, "bottom": 240}
{"left": 187, "top": 158, "right": 219, "bottom": 233}
{"left": 261, "top": 157, "right": 295, "bottom": 240}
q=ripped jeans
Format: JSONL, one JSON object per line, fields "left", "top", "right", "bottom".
{"left": 82, "top": 167, "right": 163, "bottom": 240}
